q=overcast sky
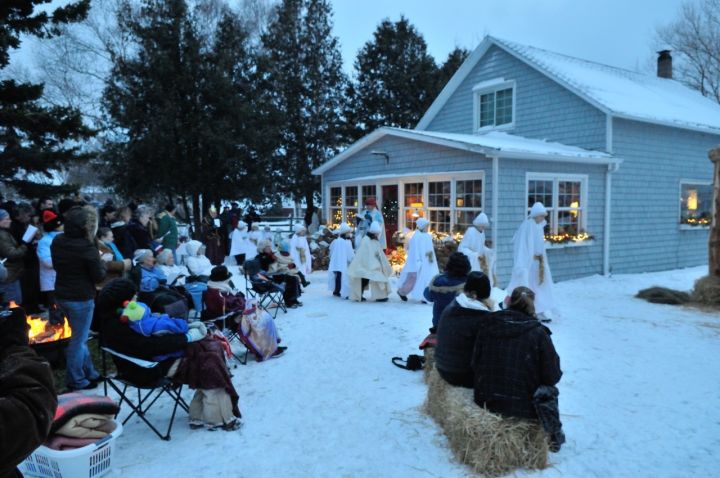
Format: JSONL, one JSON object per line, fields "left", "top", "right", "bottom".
{"left": 9, "top": 0, "right": 687, "bottom": 78}
{"left": 331, "top": 0, "right": 686, "bottom": 75}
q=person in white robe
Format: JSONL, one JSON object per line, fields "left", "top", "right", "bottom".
{"left": 397, "top": 218, "right": 439, "bottom": 302}
{"left": 354, "top": 197, "right": 386, "bottom": 249}
{"left": 347, "top": 221, "right": 392, "bottom": 302}
{"left": 505, "top": 202, "right": 556, "bottom": 319}
{"left": 184, "top": 240, "right": 214, "bottom": 277}
{"left": 458, "top": 212, "right": 497, "bottom": 286}
{"left": 248, "top": 224, "right": 263, "bottom": 246}
{"left": 289, "top": 225, "right": 312, "bottom": 277}
{"left": 261, "top": 225, "right": 274, "bottom": 243}
{"left": 230, "top": 221, "right": 257, "bottom": 266}
{"left": 327, "top": 223, "right": 355, "bottom": 298}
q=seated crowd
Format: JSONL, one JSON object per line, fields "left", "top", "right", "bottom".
{"left": 0, "top": 195, "right": 308, "bottom": 437}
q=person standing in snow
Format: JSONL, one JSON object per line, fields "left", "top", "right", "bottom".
{"left": 248, "top": 224, "right": 263, "bottom": 246}
{"left": 289, "top": 225, "right": 312, "bottom": 285}
{"left": 458, "top": 212, "right": 496, "bottom": 287}
{"left": 347, "top": 221, "right": 392, "bottom": 302}
{"left": 397, "top": 217, "right": 439, "bottom": 302}
{"left": 327, "top": 223, "right": 354, "bottom": 298}
{"left": 354, "top": 197, "right": 386, "bottom": 249}
{"left": 505, "top": 202, "right": 555, "bottom": 320}
{"left": 230, "top": 221, "right": 256, "bottom": 266}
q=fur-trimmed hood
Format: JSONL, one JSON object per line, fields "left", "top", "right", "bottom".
{"left": 63, "top": 206, "right": 98, "bottom": 243}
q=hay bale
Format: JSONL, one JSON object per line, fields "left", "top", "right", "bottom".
{"left": 425, "top": 367, "right": 548, "bottom": 477}
{"left": 691, "top": 275, "right": 720, "bottom": 307}
{"left": 423, "top": 347, "right": 435, "bottom": 383}
{"left": 636, "top": 287, "right": 691, "bottom": 305}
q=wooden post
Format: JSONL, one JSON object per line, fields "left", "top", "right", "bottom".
{"left": 709, "top": 147, "right": 720, "bottom": 277}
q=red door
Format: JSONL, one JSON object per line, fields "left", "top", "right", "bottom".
{"left": 381, "top": 185, "right": 398, "bottom": 249}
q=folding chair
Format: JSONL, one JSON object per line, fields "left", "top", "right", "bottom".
{"left": 242, "top": 258, "right": 287, "bottom": 319}
{"left": 200, "top": 309, "right": 251, "bottom": 365}
{"left": 101, "top": 347, "right": 189, "bottom": 440}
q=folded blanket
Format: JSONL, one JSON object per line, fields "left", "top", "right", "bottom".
{"left": 55, "top": 413, "right": 117, "bottom": 439}
{"left": 44, "top": 435, "right": 101, "bottom": 451}
{"left": 51, "top": 393, "right": 120, "bottom": 434}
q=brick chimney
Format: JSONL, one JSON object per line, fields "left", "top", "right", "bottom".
{"left": 657, "top": 50, "right": 672, "bottom": 79}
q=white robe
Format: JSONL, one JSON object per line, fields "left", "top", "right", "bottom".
{"left": 290, "top": 233, "right": 312, "bottom": 275}
{"left": 458, "top": 226, "right": 496, "bottom": 287}
{"left": 230, "top": 228, "right": 257, "bottom": 260}
{"left": 355, "top": 208, "right": 386, "bottom": 249}
{"left": 397, "top": 230, "right": 439, "bottom": 301}
{"left": 248, "top": 230, "right": 263, "bottom": 245}
{"left": 327, "top": 236, "right": 355, "bottom": 298}
{"left": 158, "top": 264, "right": 190, "bottom": 286}
{"left": 505, "top": 218, "right": 555, "bottom": 315}
{"left": 347, "top": 236, "right": 392, "bottom": 301}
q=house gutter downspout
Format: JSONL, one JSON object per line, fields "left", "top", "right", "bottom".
{"left": 492, "top": 155, "right": 499, "bottom": 255}
{"left": 604, "top": 114, "right": 616, "bottom": 276}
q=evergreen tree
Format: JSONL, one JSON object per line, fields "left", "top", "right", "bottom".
{"left": 436, "top": 47, "right": 470, "bottom": 93}
{"left": 348, "top": 16, "right": 438, "bottom": 141}
{"left": 0, "top": 0, "right": 93, "bottom": 197}
{"left": 261, "top": 0, "right": 347, "bottom": 223}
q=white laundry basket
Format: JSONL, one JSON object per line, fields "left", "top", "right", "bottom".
{"left": 19, "top": 422, "right": 123, "bottom": 478}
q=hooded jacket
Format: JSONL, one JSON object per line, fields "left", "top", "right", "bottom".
{"left": 434, "top": 299, "right": 492, "bottom": 378}
{"left": 51, "top": 207, "right": 106, "bottom": 301}
{"left": 471, "top": 309, "right": 561, "bottom": 419}
{"left": 423, "top": 273, "right": 467, "bottom": 328}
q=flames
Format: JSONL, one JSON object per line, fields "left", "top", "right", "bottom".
{"left": 8, "top": 301, "right": 72, "bottom": 344}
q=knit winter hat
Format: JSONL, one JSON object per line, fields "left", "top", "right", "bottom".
{"left": 530, "top": 202, "right": 548, "bottom": 218}
{"left": 464, "top": 271, "right": 491, "bottom": 300}
{"left": 120, "top": 301, "right": 150, "bottom": 324}
{"left": 42, "top": 209, "right": 62, "bottom": 232}
{"left": 416, "top": 218, "right": 429, "bottom": 231}
{"left": 446, "top": 252, "right": 471, "bottom": 277}
{"left": 279, "top": 240, "right": 290, "bottom": 253}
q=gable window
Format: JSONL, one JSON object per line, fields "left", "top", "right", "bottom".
{"left": 527, "top": 174, "right": 591, "bottom": 244}
{"left": 680, "top": 181, "right": 712, "bottom": 227}
{"left": 474, "top": 79, "right": 515, "bottom": 131}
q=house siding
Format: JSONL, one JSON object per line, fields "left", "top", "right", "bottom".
{"left": 425, "top": 45, "right": 607, "bottom": 152}
{"left": 610, "top": 118, "right": 718, "bottom": 274}
{"left": 494, "top": 159, "right": 606, "bottom": 284}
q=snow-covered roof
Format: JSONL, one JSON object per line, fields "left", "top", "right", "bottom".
{"left": 313, "top": 127, "right": 619, "bottom": 175}
{"left": 417, "top": 36, "right": 720, "bottom": 134}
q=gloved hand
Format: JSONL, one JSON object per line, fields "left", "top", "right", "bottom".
{"left": 187, "top": 321, "right": 207, "bottom": 335}
{"left": 0, "top": 306, "right": 30, "bottom": 348}
{"left": 186, "top": 327, "right": 206, "bottom": 343}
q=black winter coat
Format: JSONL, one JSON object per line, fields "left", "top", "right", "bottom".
{"left": 51, "top": 207, "right": 106, "bottom": 301}
{"left": 126, "top": 219, "right": 151, "bottom": 251}
{"left": 435, "top": 300, "right": 492, "bottom": 377}
{"left": 471, "top": 309, "right": 561, "bottom": 420}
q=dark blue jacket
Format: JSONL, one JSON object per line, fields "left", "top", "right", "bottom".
{"left": 423, "top": 273, "right": 467, "bottom": 328}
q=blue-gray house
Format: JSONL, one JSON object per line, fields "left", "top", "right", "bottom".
{"left": 313, "top": 36, "right": 720, "bottom": 282}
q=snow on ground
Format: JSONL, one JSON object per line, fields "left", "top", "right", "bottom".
{"left": 110, "top": 265, "right": 720, "bottom": 478}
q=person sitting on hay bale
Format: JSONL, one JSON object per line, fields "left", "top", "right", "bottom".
{"left": 472, "top": 286, "right": 565, "bottom": 451}
{"left": 435, "top": 271, "right": 495, "bottom": 388}
{"left": 423, "top": 252, "right": 471, "bottom": 332}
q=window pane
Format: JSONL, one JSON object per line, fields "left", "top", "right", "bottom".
{"left": 528, "top": 180, "right": 553, "bottom": 207}
{"left": 479, "top": 93, "right": 495, "bottom": 127}
{"left": 330, "top": 208, "right": 343, "bottom": 225}
{"left": 495, "top": 88, "right": 513, "bottom": 125}
{"left": 557, "top": 210, "right": 580, "bottom": 235}
{"left": 429, "top": 210, "right": 451, "bottom": 234}
{"left": 680, "top": 183, "right": 712, "bottom": 225}
{"left": 362, "top": 185, "right": 376, "bottom": 201}
{"left": 558, "top": 181, "right": 581, "bottom": 208}
{"left": 455, "top": 210, "right": 478, "bottom": 233}
{"left": 330, "top": 187, "right": 342, "bottom": 207}
{"left": 456, "top": 180, "right": 482, "bottom": 208}
{"left": 428, "top": 181, "right": 450, "bottom": 207}
{"left": 404, "top": 183, "right": 424, "bottom": 207}
{"left": 405, "top": 208, "right": 425, "bottom": 230}
{"left": 345, "top": 186, "right": 358, "bottom": 208}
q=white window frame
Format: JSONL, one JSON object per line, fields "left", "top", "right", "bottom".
{"left": 326, "top": 171, "right": 485, "bottom": 233}
{"left": 473, "top": 78, "right": 516, "bottom": 133}
{"left": 679, "top": 179, "right": 712, "bottom": 230}
{"left": 525, "top": 172, "right": 589, "bottom": 238}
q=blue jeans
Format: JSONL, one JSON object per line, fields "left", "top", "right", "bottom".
{"left": 0, "top": 279, "right": 22, "bottom": 303}
{"left": 59, "top": 299, "right": 99, "bottom": 389}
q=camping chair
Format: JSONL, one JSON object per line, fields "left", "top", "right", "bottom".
{"left": 242, "top": 258, "right": 287, "bottom": 319}
{"left": 101, "top": 347, "right": 189, "bottom": 441}
{"left": 200, "top": 307, "right": 251, "bottom": 365}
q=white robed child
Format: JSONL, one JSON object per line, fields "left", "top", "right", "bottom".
{"left": 458, "top": 212, "right": 497, "bottom": 287}
{"left": 347, "top": 221, "right": 392, "bottom": 302}
{"left": 289, "top": 225, "right": 312, "bottom": 276}
{"left": 230, "top": 221, "right": 257, "bottom": 266}
{"left": 354, "top": 197, "right": 386, "bottom": 249}
{"left": 248, "top": 224, "right": 263, "bottom": 245}
{"left": 397, "top": 217, "right": 439, "bottom": 302}
{"left": 327, "top": 222, "right": 355, "bottom": 298}
{"left": 505, "top": 202, "right": 556, "bottom": 320}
